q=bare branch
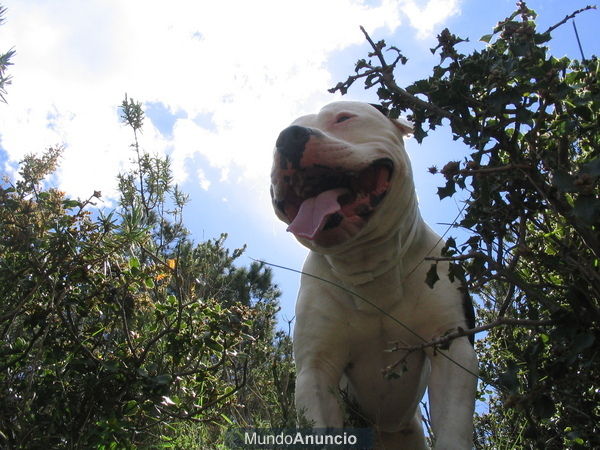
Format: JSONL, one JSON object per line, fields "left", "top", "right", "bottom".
{"left": 386, "top": 317, "right": 555, "bottom": 373}
{"left": 544, "top": 5, "right": 597, "bottom": 35}
{"left": 424, "top": 252, "right": 481, "bottom": 262}
{"left": 459, "top": 163, "right": 534, "bottom": 176}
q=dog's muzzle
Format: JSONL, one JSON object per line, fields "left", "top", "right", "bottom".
{"left": 271, "top": 125, "right": 393, "bottom": 242}
{"left": 275, "top": 125, "right": 320, "bottom": 169}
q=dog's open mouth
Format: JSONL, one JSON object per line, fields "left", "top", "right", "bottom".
{"left": 276, "top": 158, "right": 393, "bottom": 240}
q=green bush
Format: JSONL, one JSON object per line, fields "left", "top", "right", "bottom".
{"left": 0, "top": 96, "right": 294, "bottom": 449}
{"left": 333, "top": 3, "right": 599, "bottom": 448}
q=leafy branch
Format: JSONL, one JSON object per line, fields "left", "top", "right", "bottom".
{"left": 0, "top": 5, "right": 15, "bottom": 103}
{"left": 333, "top": 2, "right": 600, "bottom": 446}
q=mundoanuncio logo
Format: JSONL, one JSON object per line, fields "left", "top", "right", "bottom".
{"left": 224, "top": 428, "right": 374, "bottom": 449}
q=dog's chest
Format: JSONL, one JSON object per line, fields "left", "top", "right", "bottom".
{"left": 345, "top": 307, "right": 426, "bottom": 372}
{"left": 342, "top": 311, "right": 429, "bottom": 424}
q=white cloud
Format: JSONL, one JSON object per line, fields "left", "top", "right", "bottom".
{"left": 196, "top": 167, "right": 211, "bottom": 191}
{"left": 0, "top": 0, "right": 460, "bottom": 207}
{"left": 403, "top": 0, "right": 461, "bottom": 39}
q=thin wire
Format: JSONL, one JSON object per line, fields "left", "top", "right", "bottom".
{"left": 405, "top": 199, "right": 469, "bottom": 279}
{"left": 253, "top": 181, "right": 495, "bottom": 387}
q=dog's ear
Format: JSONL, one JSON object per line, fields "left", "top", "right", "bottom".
{"left": 369, "top": 103, "right": 413, "bottom": 136}
{"left": 393, "top": 117, "right": 413, "bottom": 136}
{"left": 369, "top": 103, "right": 389, "bottom": 116}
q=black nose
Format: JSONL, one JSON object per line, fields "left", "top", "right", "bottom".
{"left": 276, "top": 125, "right": 311, "bottom": 169}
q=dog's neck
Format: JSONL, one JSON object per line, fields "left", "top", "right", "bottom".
{"left": 324, "top": 194, "right": 423, "bottom": 287}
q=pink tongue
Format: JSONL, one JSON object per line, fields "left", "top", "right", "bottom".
{"left": 287, "top": 188, "right": 348, "bottom": 239}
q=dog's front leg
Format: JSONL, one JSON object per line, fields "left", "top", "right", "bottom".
{"left": 293, "top": 267, "right": 349, "bottom": 428}
{"left": 295, "top": 362, "right": 345, "bottom": 427}
{"left": 427, "top": 337, "right": 478, "bottom": 449}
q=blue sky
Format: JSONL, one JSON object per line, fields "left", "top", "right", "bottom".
{"left": 0, "top": 0, "right": 598, "bottom": 327}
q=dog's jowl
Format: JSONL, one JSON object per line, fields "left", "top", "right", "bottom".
{"left": 271, "top": 101, "right": 478, "bottom": 449}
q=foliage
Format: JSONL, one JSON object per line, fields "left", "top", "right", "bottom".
{"left": 0, "top": 95, "right": 294, "bottom": 448}
{"left": 0, "top": 5, "right": 15, "bottom": 103}
{"left": 332, "top": 2, "right": 599, "bottom": 448}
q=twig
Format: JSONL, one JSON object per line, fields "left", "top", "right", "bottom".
{"left": 0, "top": 325, "right": 47, "bottom": 371}
{"left": 525, "top": 170, "right": 600, "bottom": 259}
{"left": 405, "top": 199, "right": 469, "bottom": 279}
{"left": 358, "top": 26, "right": 456, "bottom": 120}
{"left": 497, "top": 215, "right": 527, "bottom": 317}
{"left": 389, "top": 317, "right": 554, "bottom": 355}
{"left": 497, "top": 283, "right": 517, "bottom": 317}
{"left": 119, "top": 294, "right": 139, "bottom": 362}
{"left": 421, "top": 400, "right": 435, "bottom": 445}
{"left": 424, "top": 252, "right": 481, "bottom": 262}
{"left": 544, "top": 6, "right": 596, "bottom": 36}
{"left": 458, "top": 163, "right": 533, "bottom": 176}
{"left": 0, "top": 280, "right": 42, "bottom": 322}
{"left": 165, "top": 361, "right": 249, "bottom": 421}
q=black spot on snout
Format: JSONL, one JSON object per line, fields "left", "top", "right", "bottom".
{"left": 276, "top": 125, "right": 312, "bottom": 169}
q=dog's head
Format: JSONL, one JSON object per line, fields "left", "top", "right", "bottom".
{"left": 270, "top": 101, "right": 413, "bottom": 252}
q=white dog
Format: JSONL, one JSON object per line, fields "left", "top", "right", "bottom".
{"left": 270, "top": 102, "right": 478, "bottom": 449}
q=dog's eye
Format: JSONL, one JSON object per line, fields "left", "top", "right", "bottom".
{"left": 335, "top": 114, "right": 354, "bottom": 124}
